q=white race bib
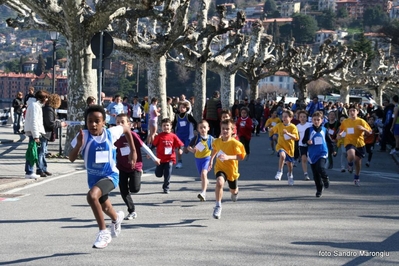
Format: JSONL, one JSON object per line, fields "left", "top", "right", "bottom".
{"left": 347, "top": 128, "right": 354, "bottom": 134}
{"left": 95, "top": 151, "right": 109, "bottom": 163}
{"left": 195, "top": 141, "right": 205, "bottom": 152}
{"left": 165, "top": 147, "right": 172, "bottom": 155}
{"left": 271, "top": 122, "right": 276, "bottom": 126}
{"left": 341, "top": 132, "right": 347, "bottom": 137}
{"left": 314, "top": 137, "right": 323, "bottom": 145}
{"left": 120, "top": 146, "right": 130, "bottom": 156}
{"left": 328, "top": 129, "right": 334, "bottom": 135}
{"left": 284, "top": 134, "right": 290, "bottom": 140}
{"left": 217, "top": 150, "right": 226, "bottom": 162}
{"left": 240, "top": 121, "right": 245, "bottom": 127}
{"left": 179, "top": 121, "right": 187, "bottom": 127}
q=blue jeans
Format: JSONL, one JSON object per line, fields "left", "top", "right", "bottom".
{"left": 13, "top": 112, "right": 22, "bottom": 133}
{"left": 25, "top": 136, "right": 47, "bottom": 174}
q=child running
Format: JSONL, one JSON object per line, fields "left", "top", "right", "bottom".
{"left": 173, "top": 101, "right": 197, "bottom": 169}
{"left": 114, "top": 114, "right": 160, "bottom": 220}
{"left": 153, "top": 118, "right": 184, "bottom": 194}
{"left": 324, "top": 111, "right": 340, "bottom": 169}
{"left": 296, "top": 110, "right": 313, "bottom": 180}
{"left": 302, "top": 111, "right": 335, "bottom": 197}
{"left": 337, "top": 115, "right": 348, "bottom": 172}
{"left": 364, "top": 116, "right": 379, "bottom": 167}
{"left": 187, "top": 120, "right": 215, "bottom": 201}
{"left": 265, "top": 110, "right": 281, "bottom": 154}
{"left": 270, "top": 110, "right": 299, "bottom": 185}
{"left": 236, "top": 107, "right": 253, "bottom": 160}
{"left": 337, "top": 105, "right": 372, "bottom": 186}
{"left": 208, "top": 119, "right": 246, "bottom": 219}
{"left": 220, "top": 109, "right": 238, "bottom": 139}
{"left": 69, "top": 105, "right": 136, "bottom": 249}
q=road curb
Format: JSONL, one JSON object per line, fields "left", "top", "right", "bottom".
{"left": 0, "top": 178, "right": 36, "bottom": 192}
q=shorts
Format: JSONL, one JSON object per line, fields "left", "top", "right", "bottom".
{"left": 195, "top": 157, "right": 211, "bottom": 174}
{"left": 148, "top": 120, "right": 158, "bottom": 127}
{"left": 299, "top": 146, "right": 308, "bottom": 157}
{"left": 345, "top": 144, "right": 365, "bottom": 158}
{"left": 277, "top": 149, "right": 295, "bottom": 162}
{"left": 269, "top": 134, "right": 278, "bottom": 141}
{"left": 132, "top": 117, "right": 141, "bottom": 123}
{"left": 177, "top": 134, "right": 190, "bottom": 147}
{"left": 215, "top": 171, "right": 237, "bottom": 190}
{"left": 394, "top": 124, "right": 399, "bottom": 136}
{"left": 93, "top": 178, "right": 115, "bottom": 204}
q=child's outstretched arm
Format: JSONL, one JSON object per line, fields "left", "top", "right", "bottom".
{"left": 122, "top": 126, "right": 137, "bottom": 169}
{"left": 69, "top": 129, "right": 83, "bottom": 162}
{"left": 141, "top": 143, "right": 161, "bottom": 165}
{"left": 208, "top": 149, "right": 218, "bottom": 171}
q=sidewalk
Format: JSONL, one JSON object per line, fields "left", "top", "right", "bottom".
{"left": 0, "top": 125, "right": 83, "bottom": 192}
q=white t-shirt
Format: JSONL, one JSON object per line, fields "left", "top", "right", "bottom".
{"left": 296, "top": 122, "right": 313, "bottom": 147}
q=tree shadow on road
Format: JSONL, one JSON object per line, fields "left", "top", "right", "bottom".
{"left": 0, "top": 253, "right": 88, "bottom": 265}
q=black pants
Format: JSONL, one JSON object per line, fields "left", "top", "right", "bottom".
{"left": 239, "top": 136, "right": 250, "bottom": 155}
{"left": 207, "top": 119, "right": 220, "bottom": 138}
{"left": 118, "top": 170, "right": 142, "bottom": 213}
{"left": 155, "top": 161, "right": 173, "bottom": 190}
{"left": 380, "top": 125, "right": 394, "bottom": 150}
{"left": 365, "top": 143, "right": 374, "bottom": 162}
{"left": 310, "top": 158, "right": 329, "bottom": 192}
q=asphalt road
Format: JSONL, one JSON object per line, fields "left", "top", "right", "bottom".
{"left": 1, "top": 133, "right": 398, "bottom": 266}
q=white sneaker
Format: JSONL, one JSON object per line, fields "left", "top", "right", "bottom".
{"left": 304, "top": 173, "right": 310, "bottom": 181}
{"left": 93, "top": 230, "right": 112, "bottom": 249}
{"left": 231, "top": 193, "right": 238, "bottom": 202}
{"left": 124, "top": 212, "right": 137, "bottom": 220}
{"left": 390, "top": 149, "right": 397, "bottom": 155}
{"left": 110, "top": 211, "right": 124, "bottom": 237}
{"left": 274, "top": 171, "right": 282, "bottom": 180}
{"left": 287, "top": 173, "right": 294, "bottom": 186}
{"left": 25, "top": 173, "right": 39, "bottom": 179}
{"left": 213, "top": 206, "right": 222, "bottom": 219}
{"left": 197, "top": 193, "right": 206, "bottom": 202}
{"left": 175, "top": 162, "right": 183, "bottom": 169}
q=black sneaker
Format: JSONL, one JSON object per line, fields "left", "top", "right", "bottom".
{"left": 163, "top": 189, "right": 170, "bottom": 194}
{"left": 323, "top": 179, "right": 329, "bottom": 189}
{"left": 365, "top": 162, "right": 370, "bottom": 167}
{"left": 316, "top": 191, "right": 322, "bottom": 197}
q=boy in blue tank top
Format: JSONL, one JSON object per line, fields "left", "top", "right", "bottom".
{"left": 173, "top": 101, "right": 197, "bottom": 169}
{"left": 69, "top": 105, "right": 137, "bottom": 249}
{"left": 302, "top": 111, "right": 335, "bottom": 197}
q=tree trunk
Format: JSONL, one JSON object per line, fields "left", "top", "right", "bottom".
{"left": 339, "top": 84, "right": 350, "bottom": 104}
{"left": 193, "top": 63, "right": 206, "bottom": 122}
{"left": 375, "top": 84, "right": 385, "bottom": 106}
{"left": 218, "top": 69, "right": 235, "bottom": 109}
{"left": 64, "top": 38, "right": 97, "bottom": 155}
{"left": 249, "top": 78, "right": 259, "bottom": 100}
{"left": 297, "top": 81, "right": 307, "bottom": 105}
{"left": 147, "top": 55, "right": 167, "bottom": 119}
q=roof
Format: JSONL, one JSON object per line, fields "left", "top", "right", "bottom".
{"left": 263, "top": 18, "right": 293, "bottom": 23}
{"left": 364, "top": 32, "right": 386, "bottom": 37}
{"left": 316, "top": 30, "right": 335, "bottom": 34}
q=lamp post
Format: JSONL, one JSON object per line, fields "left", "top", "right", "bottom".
{"left": 49, "top": 31, "right": 59, "bottom": 94}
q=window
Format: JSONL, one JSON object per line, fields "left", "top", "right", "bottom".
{"left": 279, "top": 77, "right": 283, "bottom": 82}
{"left": 270, "top": 76, "right": 274, "bottom": 82}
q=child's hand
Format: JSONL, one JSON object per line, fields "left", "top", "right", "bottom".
{"left": 154, "top": 158, "right": 161, "bottom": 165}
{"left": 283, "top": 129, "right": 288, "bottom": 134}
{"left": 218, "top": 153, "right": 228, "bottom": 161}
{"left": 178, "top": 148, "right": 183, "bottom": 155}
{"left": 76, "top": 129, "right": 83, "bottom": 147}
{"left": 146, "top": 154, "right": 151, "bottom": 160}
{"left": 307, "top": 140, "right": 313, "bottom": 145}
{"left": 208, "top": 163, "right": 213, "bottom": 171}
{"left": 333, "top": 151, "right": 337, "bottom": 157}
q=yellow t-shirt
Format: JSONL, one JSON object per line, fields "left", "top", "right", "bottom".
{"left": 191, "top": 135, "right": 213, "bottom": 158}
{"left": 270, "top": 123, "right": 299, "bottom": 157}
{"left": 265, "top": 117, "right": 281, "bottom": 137}
{"left": 340, "top": 117, "right": 371, "bottom": 148}
{"left": 212, "top": 138, "right": 246, "bottom": 181}
{"left": 143, "top": 101, "right": 149, "bottom": 114}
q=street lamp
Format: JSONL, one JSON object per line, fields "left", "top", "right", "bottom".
{"left": 49, "top": 31, "right": 59, "bottom": 94}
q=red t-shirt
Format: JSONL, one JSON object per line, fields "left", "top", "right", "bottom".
{"left": 153, "top": 132, "right": 184, "bottom": 164}
{"left": 236, "top": 116, "right": 253, "bottom": 140}
{"left": 114, "top": 131, "right": 144, "bottom": 172}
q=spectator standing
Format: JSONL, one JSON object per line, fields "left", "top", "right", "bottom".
{"left": 253, "top": 98, "right": 264, "bottom": 136}
{"left": 147, "top": 97, "right": 161, "bottom": 145}
{"left": 379, "top": 99, "right": 395, "bottom": 152}
{"left": 106, "top": 94, "right": 124, "bottom": 127}
{"left": 24, "top": 90, "right": 48, "bottom": 179}
{"left": 12, "top": 92, "right": 24, "bottom": 134}
{"left": 24, "top": 87, "right": 35, "bottom": 107}
{"left": 41, "top": 94, "right": 67, "bottom": 176}
{"left": 166, "top": 97, "right": 175, "bottom": 123}
{"left": 122, "top": 96, "right": 132, "bottom": 117}
{"left": 58, "top": 95, "right": 68, "bottom": 120}
{"left": 390, "top": 95, "right": 399, "bottom": 155}
{"left": 203, "top": 90, "right": 222, "bottom": 138}
{"left": 131, "top": 96, "right": 143, "bottom": 123}
{"left": 306, "top": 96, "right": 324, "bottom": 117}
{"left": 180, "top": 94, "right": 192, "bottom": 115}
